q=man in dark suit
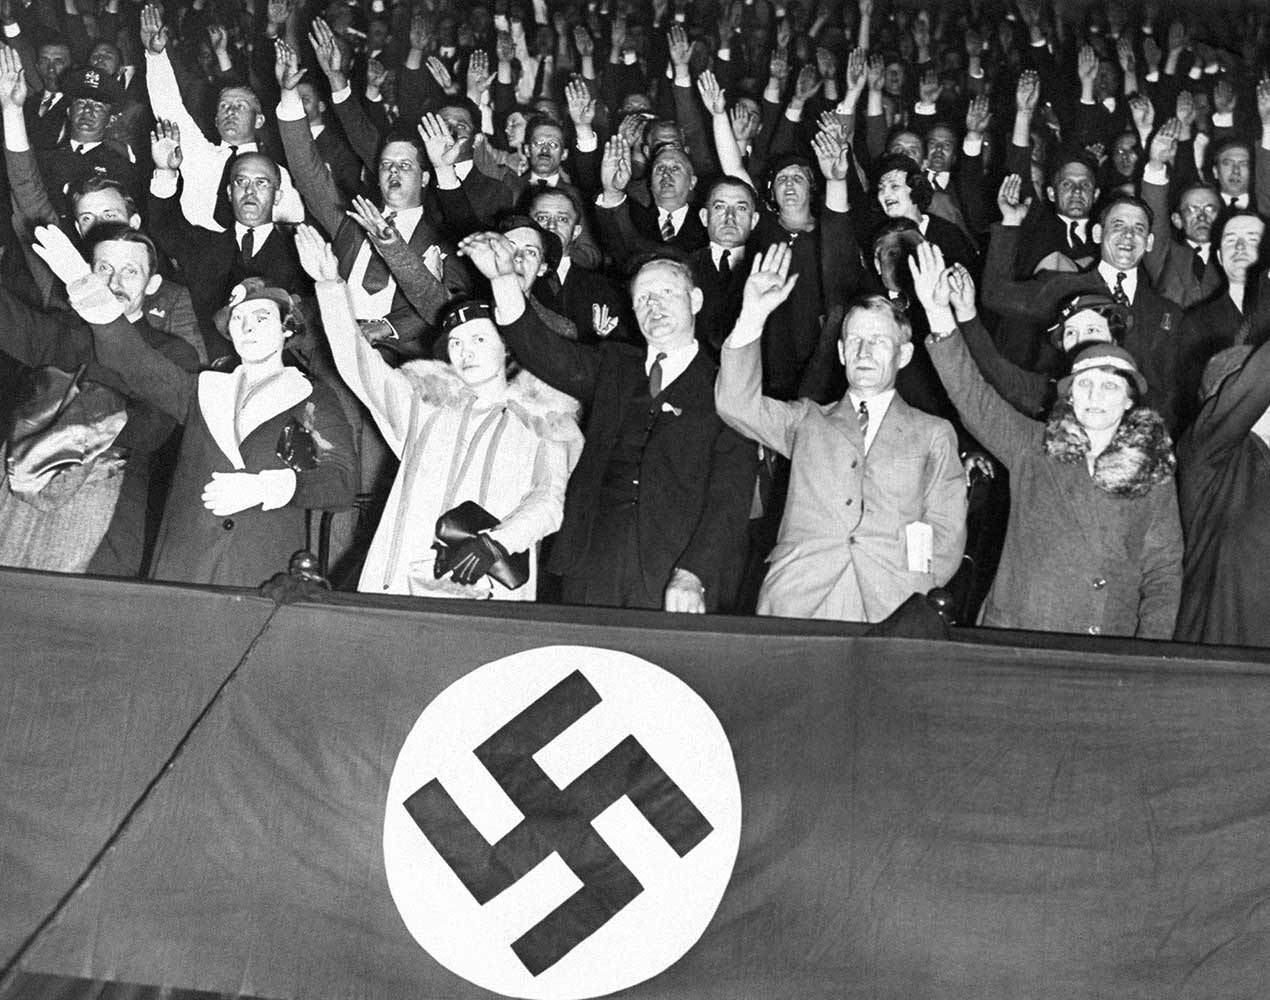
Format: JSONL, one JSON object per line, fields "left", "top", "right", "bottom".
{"left": 528, "top": 186, "right": 633, "bottom": 344}
{"left": 23, "top": 40, "right": 71, "bottom": 151}
{"left": 148, "top": 122, "right": 306, "bottom": 354}
{"left": 689, "top": 176, "right": 755, "bottom": 355}
{"left": 594, "top": 136, "right": 708, "bottom": 272}
{"left": 1014, "top": 150, "right": 1102, "bottom": 278}
{"left": 983, "top": 179, "right": 1185, "bottom": 431}
{"left": 463, "top": 232, "right": 757, "bottom": 613}
{"left": 1140, "top": 119, "right": 1224, "bottom": 310}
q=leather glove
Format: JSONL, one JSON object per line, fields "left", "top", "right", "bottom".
{"left": 444, "top": 532, "right": 510, "bottom": 586}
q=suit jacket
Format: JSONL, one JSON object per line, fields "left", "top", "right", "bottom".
{"left": 1175, "top": 291, "right": 1246, "bottom": 432}
{"left": 23, "top": 92, "right": 68, "bottom": 151}
{"left": 37, "top": 140, "right": 141, "bottom": 221}
{"left": 982, "top": 223, "right": 1184, "bottom": 430}
{"left": 1014, "top": 205, "right": 1099, "bottom": 278}
{"left": 280, "top": 112, "right": 442, "bottom": 353}
{"left": 1141, "top": 175, "right": 1222, "bottom": 310}
{"left": 689, "top": 245, "right": 749, "bottom": 355}
{"left": 535, "top": 260, "right": 634, "bottom": 345}
{"left": 715, "top": 337, "right": 967, "bottom": 622}
{"left": 595, "top": 196, "right": 709, "bottom": 272}
{"left": 148, "top": 183, "right": 308, "bottom": 329}
{"left": 499, "top": 303, "right": 757, "bottom": 609}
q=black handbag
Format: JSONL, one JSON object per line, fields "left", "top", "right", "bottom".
{"left": 432, "top": 500, "right": 530, "bottom": 590}
{"left": 6, "top": 365, "right": 128, "bottom": 511}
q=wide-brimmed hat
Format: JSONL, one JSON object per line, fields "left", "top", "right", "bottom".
{"left": 213, "top": 278, "right": 294, "bottom": 335}
{"left": 1056, "top": 342, "right": 1148, "bottom": 398}
{"left": 1046, "top": 292, "right": 1132, "bottom": 348}
{"left": 63, "top": 67, "right": 122, "bottom": 107}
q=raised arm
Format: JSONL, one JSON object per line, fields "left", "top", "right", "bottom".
{"left": 141, "top": 4, "right": 217, "bottom": 154}
{"left": 715, "top": 243, "right": 808, "bottom": 456}
{"left": 276, "top": 43, "right": 346, "bottom": 239}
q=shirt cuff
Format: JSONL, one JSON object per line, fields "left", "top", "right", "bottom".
{"left": 596, "top": 192, "right": 626, "bottom": 208}
{"left": 1212, "top": 111, "right": 1234, "bottom": 128}
{"left": 1145, "top": 70, "right": 1160, "bottom": 83}
{"left": 1188, "top": 65, "right": 1203, "bottom": 80}
{"left": 150, "top": 171, "right": 179, "bottom": 198}
{"left": 914, "top": 101, "right": 936, "bottom": 115}
{"left": 276, "top": 89, "right": 306, "bottom": 122}
{"left": 718, "top": 48, "right": 731, "bottom": 60}
{"left": 435, "top": 171, "right": 461, "bottom": 190}
{"left": 1141, "top": 161, "right": 1168, "bottom": 185}
{"left": 574, "top": 131, "right": 598, "bottom": 153}
{"left": 962, "top": 135, "right": 983, "bottom": 157}
{"left": 258, "top": 469, "right": 298, "bottom": 511}
{"left": 331, "top": 84, "right": 352, "bottom": 104}
{"left": 3, "top": 22, "right": 19, "bottom": 37}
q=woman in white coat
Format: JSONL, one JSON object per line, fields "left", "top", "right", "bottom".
{"left": 296, "top": 225, "right": 582, "bottom": 598}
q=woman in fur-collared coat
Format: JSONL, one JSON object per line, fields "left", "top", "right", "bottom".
{"left": 303, "top": 226, "right": 582, "bottom": 599}
{"left": 916, "top": 253, "right": 1182, "bottom": 638}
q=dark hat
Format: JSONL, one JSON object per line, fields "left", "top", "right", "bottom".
{"left": 497, "top": 214, "right": 562, "bottom": 273}
{"left": 432, "top": 300, "right": 499, "bottom": 360}
{"left": 1056, "top": 343, "right": 1148, "bottom": 398}
{"left": 214, "top": 278, "right": 294, "bottom": 335}
{"left": 1046, "top": 292, "right": 1133, "bottom": 347}
{"left": 63, "top": 67, "right": 122, "bottom": 107}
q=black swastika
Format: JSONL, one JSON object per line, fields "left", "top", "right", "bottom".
{"left": 403, "top": 669, "right": 714, "bottom": 976}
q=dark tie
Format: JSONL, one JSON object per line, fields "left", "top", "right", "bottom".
{"left": 1069, "top": 220, "right": 1081, "bottom": 248}
{"left": 534, "top": 178, "right": 549, "bottom": 189}
{"left": 930, "top": 171, "right": 945, "bottom": 191}
{"left": 240, "top": 226, "right": 255, "bottom": 260}
{"left": 74, "top": 143, "right": 85, "bottom": 155}
{"left": 212, "top": 145, "right": 240, "bottom": 230}
{"left": 1112, "top": 271, "right": 1130, "bottom": 306}
{"left": 858, "top": 399, "right": 869, "bottom": 440}
{"left": 648, "top": 352, "right": 667, "bottom": 398}
{"left": 660, "top": 214, "right": 675, "bottom": 241}
{"left": 39, "top": 92, "right": 53, "bottom": 117}
{"left": 360, "top": 210, "right": 396, "bottom": 294}
{"left": 1192, "top": 247, "right": 1206, "bottom": 284}
{"left": 719, "top": 249, "right": 731, "bottom": 278}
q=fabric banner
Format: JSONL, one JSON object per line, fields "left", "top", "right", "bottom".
{"left": 3, "top": 570, "right": 1270, "bottom": 998}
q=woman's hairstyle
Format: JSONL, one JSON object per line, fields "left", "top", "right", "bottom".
{"left": 873, "top": 153, "right": 933, "bottom": 213}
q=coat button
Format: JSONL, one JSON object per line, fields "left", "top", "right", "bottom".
{"left": 1092, "top": 577, "right": 1106, "bottom": 589}
{"left": 222, "top": 518, "right": 235, "bottom": 530}
{"left": 850, "top": 460, "right": 859, "bottom": 469}
{"left": 845, "top": 499, "right": 853, "bottom": 506}
{"left": 848, "top": 535, "right": 857, "bottom": 544}
{"left": 1087, "top": 625, "right": 1101, "bottom": 635}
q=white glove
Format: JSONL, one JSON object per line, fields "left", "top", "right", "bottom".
{"left": 201, "top": 469, "right": 297, "bottom": 516}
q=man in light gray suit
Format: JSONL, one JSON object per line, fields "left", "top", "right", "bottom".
{"left": 715, "top": 244, "right": 967, "bottom": 622}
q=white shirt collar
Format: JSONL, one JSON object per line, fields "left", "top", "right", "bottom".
{"left": 846, "top": 388, "right": 897, "bottom": 454}
{"left": 710, "top": 242, "right": 744, "bottom": 268}
{"left": 71, "top": 139, "right": 101, "bottom": 154}
{"left": 1097, "top": 260, "right": 1138, "bottom": 303}
{"left": 557, "top": 255, "right": 572, "bottom": 285}
{"left": 1059, "top": 214, "right": 1088, "bottom": 239}
{"left": 234, "top": 221, "right": 274, "bottom": 253}
{"left": 645, "top": 340, "right": 698, "bottom": 390}
{"left": 309, "top": 121, "right": 326, "bottom": 140}
{"left": 1187, "top": 239, "right": 1211, "bottom": 263}
{"left": 658, "top": 203, "right": 690, "bottom": 234}
{"left": 1223, "top": 192, "right": 1249, "bottom": 209}
{"left": 454, "top": 159, "right": 475, "bottom": 181}
{"left": 529, "top": 172, "right": 561, "bottom": 187}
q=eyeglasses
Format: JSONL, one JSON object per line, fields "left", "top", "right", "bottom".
{"left": 1180, "top": 203, "right": 1219, "bottom": 219}
{"left": 529, "top": 138, "right": 563, "bottom": 152}
{"left": 533, "top": 212, "right": 575, "bottom": 228}
{"left": 231, "top": 176, "right": 276, "bottom": 193}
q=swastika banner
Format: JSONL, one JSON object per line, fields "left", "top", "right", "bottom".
{"left": 3, "top": 569, "right": 1270, "bottom": 999}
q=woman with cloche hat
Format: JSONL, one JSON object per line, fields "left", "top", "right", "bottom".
{"left": 911, "top": 241, "right": 1182, "bottom": 638}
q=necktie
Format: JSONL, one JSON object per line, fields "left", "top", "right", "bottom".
{"left": 534, "top": 177, "right": 549, "bottom": 188}
{"left": 1069, "top": 220, "right": 1081, "bottom": 248}
{"left": 719, "top": 249, "right": 731, "bottom": 277}
{"left": 660, "top": 214, "right": 675, "bottom": 241}
{"left": 1112, "top": 271, "right": 1130, "bottom": 306}
{"left": 929, "top": 171, "right": 945, "bottom": 191}
{"left": 241, "top": 227, "right": 255, "bottom": 260}
{"left": 1192, "top": 247, "right": 1206, "bottom": 284}
{"left": 858, "top": 399, "right": 869, "bottom": 441}
{"left": 648, "top": 352, "right": 667, "bottom": 399}
{"left": 212, "top": 145, "right": 241, "bottom": 230}
{"left": 39, "top": 92, "right": 53, "bottom": 116}
{"left": 73, "top": 143, "right": 85, "bottom": 155}
{"left": 361, "top": 210, "right": 396, "bottom": 294}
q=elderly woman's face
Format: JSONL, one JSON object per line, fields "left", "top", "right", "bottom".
{"left": 448, "top": 319, "right": 507, "bottom": 388}
{"left": 1070, "top": 369, "right": 1133, "bottom": 433}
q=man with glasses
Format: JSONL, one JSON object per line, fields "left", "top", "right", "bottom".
{"left": 147, "top": 120, "right": 306, "bottom": 355}
{"left": 528, "top": 186, "right": 630, "bottom": 343}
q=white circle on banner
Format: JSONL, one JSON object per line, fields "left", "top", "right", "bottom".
{"left": 383, "top": 645, "right": 741, "bottom": 1000}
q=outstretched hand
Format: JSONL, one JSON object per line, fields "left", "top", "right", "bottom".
{"left": 31, "top": 224, "right": 91, "bottom": 285}
{"left": 457, "top": 231, "right": 518, "bottom": 280}
{"left": 906, "top": 240, "right": 952, "bottom": 317}
{"left": 294, "top": 223, "right": 340, "bottom": 283}
{"left": 996, "top": 173, "right": 1032, "bottom": 226}
{"left": 150, "top": 118, "right": 183, "bottom": 171}
{"left": 730, "top": 242, "right": 798, "bottom": 347}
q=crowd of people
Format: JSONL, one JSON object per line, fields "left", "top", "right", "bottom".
{"left": 0, "top": 0, "right": 1267, "bottom": 646}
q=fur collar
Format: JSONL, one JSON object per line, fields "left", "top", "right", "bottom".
{"left": 1042, "top": 399, "right": 1175, "bottom": 498}
{"left": 398, "top": 359, "right": 582, "bottom": 445}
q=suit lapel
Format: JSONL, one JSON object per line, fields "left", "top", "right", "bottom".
{"left": 198, "top": 372, "right": 246, "bottom": 469}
